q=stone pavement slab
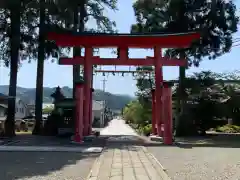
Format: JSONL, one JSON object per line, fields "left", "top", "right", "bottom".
{"left": 87, "top": 145, "right": 171, "bottom": 180}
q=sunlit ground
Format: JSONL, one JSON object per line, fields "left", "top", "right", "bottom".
{"left": 15, "top": 131, "right": 32, "bottom": 135}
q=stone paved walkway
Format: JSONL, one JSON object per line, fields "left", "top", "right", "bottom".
{"left": 87, "top": 145, "right": 169, "bottom": 180}
{"left": 87, "top": 119, "right": 170, "bottom": 180}
{"left": 100, "top": 119, "right": 138, "bottom": 136}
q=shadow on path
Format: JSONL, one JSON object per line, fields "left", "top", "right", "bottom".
{"left": 0, "top": 133, "right": 107, "bottom": 179}
{"left": 2, "top": 119, "right": 240, "bottom": 179}
{"left": 101, "top": 119, "right": 240, "bottom": 149}
{"left": 0, "top": 151, "right": 99, "bottom": 180}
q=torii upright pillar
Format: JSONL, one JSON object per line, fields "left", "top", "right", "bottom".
{"left": 83, "top": 47, "right": 93, "bottom": 136}
{"left": 89, "top": 87, "right": 94, "bottom": 134}
{"left": 154, "top": 47, "right": 164, "bottom": 136}
{"left": 73, "top": 80, "right": 84, "bottom": 143}
{"left": 162, "top": 81, "right": 174, "bottom": 145}
{"left": 151, "top": 89, "right": 157, "bottom": 135}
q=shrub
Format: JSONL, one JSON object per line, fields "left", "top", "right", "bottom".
{"left": 43, "top": 112, "right": 62, "bottom": 136}
{"left": 92, "top": 117, "right": 100, "bottom": 128}
{"left": 139, "top": 124, "right": 152, "bottom": 136}
{"left": 215, "top": 124, "right": 240, "bottom": 133}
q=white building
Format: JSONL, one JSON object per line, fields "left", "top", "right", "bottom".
{"left": 0, "top": 94, "right": 31, "bottom": 121}
{"left": 42, "top": 103, "right": 54, "bottom": 110}
{"left": 92, "top": 100, "right": 105, "bottom": 127}
{"left": 14, "top": 98, "right": 31, "bottom": 119}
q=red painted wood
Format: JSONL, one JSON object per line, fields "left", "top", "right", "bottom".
{"left": 89, "top": 71, "right": 93, "bottom": 135}
{"left": 73, "top": 84, "right": 84, "bottom": 143}
{"left": 48, "top": 32, "right": 200, "bottom": 48}
{"left": 51, "top": 31, "right": 201, "bottom": 145}
{"left": 83, "top": 47, "right": 93, "bottom": 136}
{"left": 163, "top": 86, "right": 173, "bottom": 145}
{"left": 94, "top": 70, "right": 153, "bottom": 73}
{"left": 151, "top": 89, "right": 157, "bottom": 135}
{"left": 59, "top": 57, "right": 187, "bottom": 66}
{"left": 154, "top": 47, "right": 163, "bottom": 137}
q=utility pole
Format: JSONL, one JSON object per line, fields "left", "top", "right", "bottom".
{"left": 101, "top": 78, "right": 107, "bottom": 127}
{"left": 101, "top": 78, "right": 107, "bottom": 92}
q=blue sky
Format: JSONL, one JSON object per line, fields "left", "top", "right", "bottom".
{"left": 0, "top": 1, "right": 240, "bottom": 96}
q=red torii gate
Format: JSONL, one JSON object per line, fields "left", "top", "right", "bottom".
{"left": 48, "top": 31, "right": 200, "bottom": 145}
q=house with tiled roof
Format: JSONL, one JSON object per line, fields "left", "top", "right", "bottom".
{"left": 0, "top": 94, "right": 31, "bottom": 121}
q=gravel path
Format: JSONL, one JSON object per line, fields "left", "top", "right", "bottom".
{"left": 0, "top": 152, "right": 99, "bottom": 180}
{"left": 148, "top": 146, "right": 240, "bottom": 180}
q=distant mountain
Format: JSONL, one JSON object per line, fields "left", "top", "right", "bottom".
{"left": 0, "top": 85, "right": 135, "bottom": 110}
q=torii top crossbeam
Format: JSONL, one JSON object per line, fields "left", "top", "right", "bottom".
{"left": 48, "top": 31, "right": 200, "bottom": 48}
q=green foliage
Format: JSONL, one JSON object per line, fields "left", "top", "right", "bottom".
{"left": 135, "top": 66, "right": 154, "bottom": 102}
{"left": 175, "top": 71, "right": 240, "bottom": 136}
{"left": 139, "top": 124, "right": 152, "bottom": 136}
{"left": 0, "top": 0, "right": 118, "bottom": 66}
{"left": 128, "top": 0, "right": 240, "bottom": 136}
{"left": 123, "top": 100, "right": 152, "bottom": 136}
{"left": 123, "top": 67, "right": 154, "bottom": 135}
{"left": 125, "top": 68, "right": 240, "bottom": 136}
{"left": 132, "top": 0, "right": 239, "bottom": 65}
{"left": 123, "top": 100, "right": 151, "bottom": 126}
{"left": 42, "top": 107, "right": 54, "bottom": 114}
{"left": 215, "top": 124, "right": 240, "bottom": 133}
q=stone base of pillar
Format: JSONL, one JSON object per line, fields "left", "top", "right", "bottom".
{"left": 149, "top": 135, "right": 163, "bottom": 142}
{"left": 72, "top": 134, "right": 83, "bottom": 144}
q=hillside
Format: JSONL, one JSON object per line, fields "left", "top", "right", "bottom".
{"left": 0, "top": 85, "right": 134, "bottom": 110}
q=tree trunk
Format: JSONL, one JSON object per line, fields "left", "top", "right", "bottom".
{"left": 72, "top": 7, "right": 81, "bottom": 97}
{"left": 33, "top": 0, "right": 46, "bottom": 135}
{"left": 72, "top": 1, "right": 85, "bottom": 97}
{"left": 175, "top": 52, "right": 187, "bottom": 136}
{"left": 5, "top": 2, "right": 21, "bottom": 137}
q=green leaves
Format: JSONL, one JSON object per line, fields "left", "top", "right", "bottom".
{"left": 0, "top": 0, "right": 118, "bottom": 67}
{"left": 123, "top": 100, "right": 151, "bottom": 126}
{"left": 132, "top": 0, "right": 239, "bottom": 65}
